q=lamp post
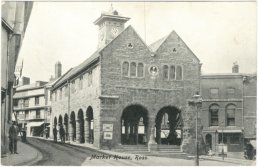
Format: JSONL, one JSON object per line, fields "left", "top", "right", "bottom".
{"left": 192, "top": 92, "right": 203, "bottom": 166}
{"left": 221, "top": 121, "right": 225, "bottom": 160}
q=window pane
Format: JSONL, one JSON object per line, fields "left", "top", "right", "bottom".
{"left": 170, "top": 66, "right": 175, "bottom": 79}
{"left": 163, "top": 65, "right": 168, "bottom": 79}
{"left": 122, "top": 62, "right": 129, "bottom": 76}
{"left": 137, "top": 63, "right": 144, "bottom": 77}
{"left": 176, "top": 66, "right": 182, "bottom": 80}
{"left": 130, "top": 62, "right": 136, "bottom": 77}
{"left": 210, "top": 105, "right": 219, "bottom": 126}
{"left": 227, "top": 105, "right": 235, "bottom": 126}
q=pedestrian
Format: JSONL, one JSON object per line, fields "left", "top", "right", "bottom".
{"left": 59, "top": 125, "right": 65, "bottom": 143}
{"left": 9, "top": 121, "right": 19, "bottom": 154}
{"left": 53, "top": 126, "right": 57, "bottom": 142}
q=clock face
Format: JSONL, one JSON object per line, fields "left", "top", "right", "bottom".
{"left": 111, "top": 27, "right": 119, "bottom": 37}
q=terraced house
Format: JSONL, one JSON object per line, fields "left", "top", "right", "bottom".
{"left": 51, "top": 7, "right": 202, "bottom": 153}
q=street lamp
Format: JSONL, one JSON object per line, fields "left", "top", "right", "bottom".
{"left": 192, "top": 92, "right": 203, "bottom": 166}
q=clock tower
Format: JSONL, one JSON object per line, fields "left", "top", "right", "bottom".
{"left": 94, "top": 5, "right": 130, "bottom": 49}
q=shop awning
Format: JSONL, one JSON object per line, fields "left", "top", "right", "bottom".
{"left": 250, "top": 140, "right": 256, "bottom": 148}
{"left": 27, "top": 122, "right": 44, "bottom": 127}
{"left": 217, "top": 129, "right": 242, "bottom": 133}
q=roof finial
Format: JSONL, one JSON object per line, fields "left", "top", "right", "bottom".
{"left": 109, "top": 3, "right": 113, "bottom": 12}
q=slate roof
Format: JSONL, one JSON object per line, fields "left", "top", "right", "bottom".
{"left": 53, "top": 50, "right": 100, "bottom": 88}
{"left": 148, "top": 34, "right": 169, "bottom": 52}
{"left": 15, "top": 82, "right": 46, "bottom": 91}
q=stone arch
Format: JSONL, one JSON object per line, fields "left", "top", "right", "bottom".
{"left": 85, "top": 106, "right": 94, "bottom": 144}
{"left": 54, "top": 117, "right": 57, "bottom": 127}
{"left": 121, "top": 104, "right": 149, "bottom": 145}
{"left": 64, "top": 113, "right": 69, "bottom": 140}
{"left": 58, "top": 115, "right": 63, "bottom": 126}
{"left": 77, "top": 109, "right": 85, "bottom": 143}
{"left": 155, "top": 106, "right": 182, "bottom": 145}
{"left": 70, "top": 111, "right": 76, "bottom": 141}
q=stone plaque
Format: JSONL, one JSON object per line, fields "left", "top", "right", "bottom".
{"left": 103, "top": 123, "right": 113, "bottom": 131}
{"left": 103, "top": 132, "right": 113, "bottom": 140}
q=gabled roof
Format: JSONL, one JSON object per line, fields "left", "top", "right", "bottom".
{"left": 149, "top": 34, "right": 169, "bottom": 52}
{"left": 149, "top": 30, "right": 200, "bottom": 62}
{"left": 99, "top": 25, "right": 152, "bottom": 54}
{"left": 53, "top": 50, "right": 100, "bottom": 89}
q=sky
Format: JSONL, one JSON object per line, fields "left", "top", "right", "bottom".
{"left": 17, "top": 2, "right": 257, "bottom": 82}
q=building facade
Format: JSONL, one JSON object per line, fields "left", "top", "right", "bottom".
{"left": 13, "top": 81, "right": 49, "bottom": 137}
{"left": 1, "top": 1, "right": 33, "bottom": 154}
{"left": 51, "top": 7, "right": 202, "bottom": 152}
{"left": 201, "top": 64, "right": 257, "bottom": 153}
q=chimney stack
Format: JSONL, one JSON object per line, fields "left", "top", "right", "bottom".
{"left": 55, "top": 61, "right": 62, "bottom": 79}
{"left": 232, "top": 62, "right": 239, "bottom": 73}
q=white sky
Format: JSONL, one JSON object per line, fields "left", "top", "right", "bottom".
{"left": 17, "top": 2, "right": 257, "bottom": 82}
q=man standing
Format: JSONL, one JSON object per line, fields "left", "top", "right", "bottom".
{"left": 53, "top": 126, "right": 57, "bottom": 142}
{"left": 59, "top": 125, "right": 65, "bottom": 143}
{"left": 9, "top": 121, "right": 19, "bottom": 154}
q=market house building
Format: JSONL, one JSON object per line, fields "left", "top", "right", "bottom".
{"left": 51, "top": 7, "right": 202, "bottom": 152}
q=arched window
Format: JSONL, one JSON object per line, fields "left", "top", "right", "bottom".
{"left": 122, "top": 61, "right": 129, "bottom": 76}
{"left": 226, "top": 104, "right": 236, "bottom": 126}
{"left": 163, "top": 65, "right": 169, "bottom": 79}
{"left": 176, "top": 66, "right": 182, "bottom": 80}
{"left": 137, "top": 63, "right": 144, "bottom": 77}
{"left": 170, "top": 65, "right": 175, "bottom": 80}
{"left": 130, "top": 62, "right": 136, "bottom": 77}
{"left": 209, "top": 104, "right": 219, "bottom": 126}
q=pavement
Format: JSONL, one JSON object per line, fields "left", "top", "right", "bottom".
{"left": 2, "top": 136, "right": 255, "bottom": 166}
{"left": 1, "top": 140, "right": 43, "bottom": 166}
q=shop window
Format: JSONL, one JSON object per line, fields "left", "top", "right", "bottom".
{"left": 229, "top": 134, "right": 240, "bottom": 144}
{"left": 218, "top": 133, "right": 227, "bottom": 144}
{"left": 163, "top": 65, "right": 169, "bottom": 79}
{"left": 122, "top": 61, "right": 129, "bottom": 76}
{"left": 130, "top": 62, "right": 136, "bottom": 77}
{"left": 137, "top": 63, "right": 144, "bottom": 77}
{"left": 209, "top": 104, "right": 219, "bottom": 126}
{"left": 226, "top": 104, "right": 236, "bottom": 126}
{"left": 170, "top": 65, "right": 175, "bottom": 80}
{"left": 176, "top": 66, "right": 182, "bottom": 80}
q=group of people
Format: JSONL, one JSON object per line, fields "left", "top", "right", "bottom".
{"left": 53, "top": 125, "right": 66, "bottom": 143}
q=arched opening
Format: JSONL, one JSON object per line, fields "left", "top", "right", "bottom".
{"left": 70, "top": 111, "right": 76, "bottom": 141}
{"left": 206, "top": 134, "right": 212, "bottom": 150}
{"left": 54, "top": 117, "right": 57, "bottom": 127}
{"left": 64, "top": 114, "right": 69, "bottom": 141}
{"left": 77, "top": 109, "right": 85, "bottom": 143}
{"left": 155, "top": 106, "right": 182, "bottom": 145}
{"left": 58, "top": 115, "right": 63, "bottom": 127}
{"left": 86, "top": 106, "right": 94, "bottom": 144}
{"left": 121, "top": 105, "right": 148, "bottom": 145}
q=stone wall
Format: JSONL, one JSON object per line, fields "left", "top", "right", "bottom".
{"left": 99, "top": 26, "right": 201, "bottom": 149}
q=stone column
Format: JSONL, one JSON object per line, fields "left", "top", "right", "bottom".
{"left": 68, "top": 121, "right": 73, "bottom": 142}
{"left": 129, "top": 122, "right": 134, "bottom": 144}
{"left": 135, "top": 123, "right": 139, "bottom": 145}
{"left": 76, "top": 120, "right": 81, "bottom": 143}
{"left": 84, "top": 117, "right": 89, "bottom": 143}
{"left": 124, "top": 121, "right": 129, "bottom": 144}
{"left": 156, "top": 122, "right": 161, "bottom": 144}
